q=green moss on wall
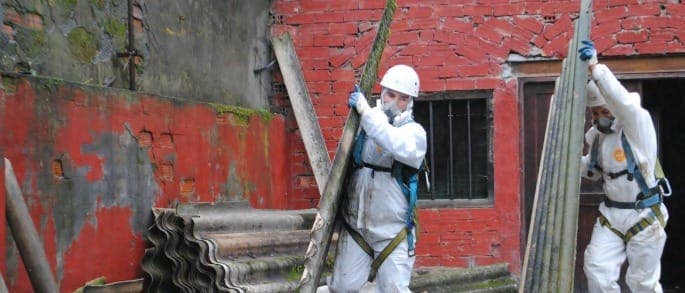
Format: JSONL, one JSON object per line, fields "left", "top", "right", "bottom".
{"left": 2, "top": 76, "right": 18, "bottom": 94}
{"left": 89, "top": 0, "right": 106, "bottom": 9}
{"left": 286, "top": 264, "right": 304, "bottom": 282}
{"left": 35, "top": 77, "right": 66, "bottom": 93}
{"left": 49, "top": 0, "right": 78, "bottom": 11}
{"left": 104, "top": 18, "right": 127, "bottom": 50}
{"left": 15, "top": 27, "right": 47, "bottom": 59}
{"left": 209, "top": 103, "right": 274, "bottom": 125}
{"left": 67, "top": 27, "right": 98, "bottom": 63}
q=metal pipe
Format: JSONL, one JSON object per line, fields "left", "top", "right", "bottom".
{"left": 466, "top": 100, "right": 473, "bottom": 198}
{"left": 4, "top": 158, "right": 59, "bottom": 292}
{"left": 448, "top": 101, "right": 454, "bottom": 198}
{"left": 127, "top": 0, "right": 136, "bottom": 90}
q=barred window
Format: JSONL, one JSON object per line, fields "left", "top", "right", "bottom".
{"left": 412, "top": 91, "right": 494, "bottom": 204}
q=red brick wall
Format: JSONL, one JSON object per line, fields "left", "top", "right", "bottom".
{"left": 271, "top": 0, "right": 685, "bottom": 274}
{"left": 0, "top": 75, "right": 291, "bottom": 292}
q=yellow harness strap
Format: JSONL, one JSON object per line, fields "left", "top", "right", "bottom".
{"left": 598, "top": 205, "right": 665, "bottom": 244}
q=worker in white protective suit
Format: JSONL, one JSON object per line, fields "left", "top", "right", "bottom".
{"left": 579, "top": 40, "right": 668, "bottom": 293}
{"left": 328, "top": 65, "right": 427, "bottom": 293}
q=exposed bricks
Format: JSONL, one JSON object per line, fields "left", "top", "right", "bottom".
{"left": 514, "top": 16, "right": 544, "bottom": 34}
{"left": 493, "top": 4, "right": 524, "bottom": 17}
{"left": 3, "top": 8, "right": 22, "bottom": 25}
{"left": 52, "top": 159, "right": 64, "bottom": 180}
{"left": 544, "top": 32, "right": 570, "bottom": 57}
{"left": 434, "top": 30, "right": 464, "bottom": 45}
{"left": 542, "top": 14, "right": 572, "bottom": 40}
{"left": 434, "top": 5, "right": 467, "bottom": 18}
{"left": 158, "top": 133, "right": 174, "bottom": 149}
{"left": 3, "top": 9, "right": 44, "bottom": 30}
{"left": 160, "top": 163, "right": 174, "bottom": 182}
{"left": 621, "top": 17, "right": 643, "bottom": 30}
{"left": 626, "top": 4, "right": 660, "bottom": 17}
{"left": 506, "top": 36, "right": 532, "bottom": 56}
{"left": 605, "top": 0, "right": 640, "bottom": 7}
{"left": 180, "top": 178, "right": 195, "bottom": 195}
{"left": 388, "top": 31, "right": 419, "bottom": 45}
{"left": 313, "top": 35, "right": 345, "bottom": 47}
{"left": 328, "top": 22, "right": 357, "bottom": 34}
{"left": 402, "top": 6, "right": 433, "bottom": 19}
{"left": 667, "top": 4, "right": 685, "bottom": 16}
{"left": 461, "top": 5, "right": 493, "bottom": 17}
{"left": 456, "top": 64, "right": 489, "bottom": 77}
{"left": 442, "top": 18, "right": 472, "bottom": 33}
{"left": 594, "top": 19, "right": 622, "bottom": 39}
{"left": 137, "top": 130, "right": 153, "bottom": 148}
{"left": 604, "top": 44, "right": 637, "bottom": 56}
{"left": 295, "top": 175, "right": 317, "bottom": 189}
{"left": 1, "top": 25, "right": 14, "bottom": 41}
{"left": 616, "top": 30, "right": 648, "bottom": 44}
{"left": 474, "top": 23, "right": 505, "bottom": 43}
{"left": 343, "top": 9, "right": 382, "bottom": 22}
{"left": 595, "top": 6, "right": 630, "bottom": 24}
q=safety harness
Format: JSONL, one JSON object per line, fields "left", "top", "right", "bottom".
{"left": 588, "top": 132, "right": 668, "bottom": 243}
{"left": 346, "top": 126, "right": 421, "bottom": 282}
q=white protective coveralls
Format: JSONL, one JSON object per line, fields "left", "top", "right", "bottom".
{"left": 580, "top": 64, "right": 669, "bottom": 293}
{"left": 328, "top": 103, "right": 427, "bottom": 292}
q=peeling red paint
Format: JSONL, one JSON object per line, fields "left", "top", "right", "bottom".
{"left": 0, "top": 76, "right": 292, "bottom": 292}
{"left": 60, "top": 206, "right": 145, "bottom": 292}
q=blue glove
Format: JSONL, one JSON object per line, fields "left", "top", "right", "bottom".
{"left": 578, "top": 40, "right": 597, "bottom": 63}
{"left": 348, "top": 84, "right": 362, "bottom": 108}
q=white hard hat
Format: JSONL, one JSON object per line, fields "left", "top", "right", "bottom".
{"left": 380, "top": 65, "right": 420, "bottom": 97}
{"left": 586, "top": 80, "right": 606, "bottom": 107}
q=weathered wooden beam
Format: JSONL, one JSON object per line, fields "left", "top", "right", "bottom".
{"left": 520, "top": 0, "right": 592, "bottom": 291}
{"left": 4, "top": 158, "right": 59, "bottom": 293}
{"left": 298, "top": 1, "right": 397, "bottom": 291}
{"left": 558, "top": 0, "right": 593, "bottom": 289}
{"left": 272, "top": 33, "right": 332, "bottom": 194}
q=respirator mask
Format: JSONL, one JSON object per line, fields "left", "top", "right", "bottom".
{"left": 380, "top": 88, "right": 407, "bottom": 121}
{"left": 594, "top": 116, "right": 615, "bottom": 134}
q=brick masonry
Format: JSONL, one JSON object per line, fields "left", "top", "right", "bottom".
{"left": 271, "top": 0, "right": 685, "bottom": 274}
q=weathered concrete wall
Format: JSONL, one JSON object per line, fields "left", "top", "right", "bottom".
{"left": 0, "top": 74, "right": 290, "bottom": 292}
{"left": 271, "top": 0, "right": 685, "bottom": 274}
{"left": 0, "top": 0, "right": 271, "bottom": 107}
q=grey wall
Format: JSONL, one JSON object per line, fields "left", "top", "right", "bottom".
{"left": 0, "top": 0, "right": 271, "bottom": 108}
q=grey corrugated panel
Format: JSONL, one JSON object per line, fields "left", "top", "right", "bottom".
{"left": 210, "top": 230, "right": 310, "bottom": 259}
{"left": 142, "top": 203, "right": 316, "bottom": 292}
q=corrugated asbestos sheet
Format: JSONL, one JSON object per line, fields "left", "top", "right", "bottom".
{"left": 141, "top": 202, "right": 318, "bottom": 292}
{"left": 141, "top": 202, "right": 518, "bottom": 292}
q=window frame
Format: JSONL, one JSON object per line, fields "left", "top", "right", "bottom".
{"left": 413, "top": 90, "right": 495, "bottom": 208}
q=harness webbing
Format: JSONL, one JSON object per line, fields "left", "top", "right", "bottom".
{"left": 368, "top": 227, "right": 409, "bottom": 282}
{"left": 598, "top": 205, "right": 665, "bottom": 243}
{"left": 342, "top": 221, "right": 373, "bottom": 258}
{"left": 593, "top": 132, "right": 666, "bottom": 242}
{"left": 620, "top": 133, "right": 653, "bottom": 199}
{"left": 341, "top": 223, "right": 410, "bottom": 282}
